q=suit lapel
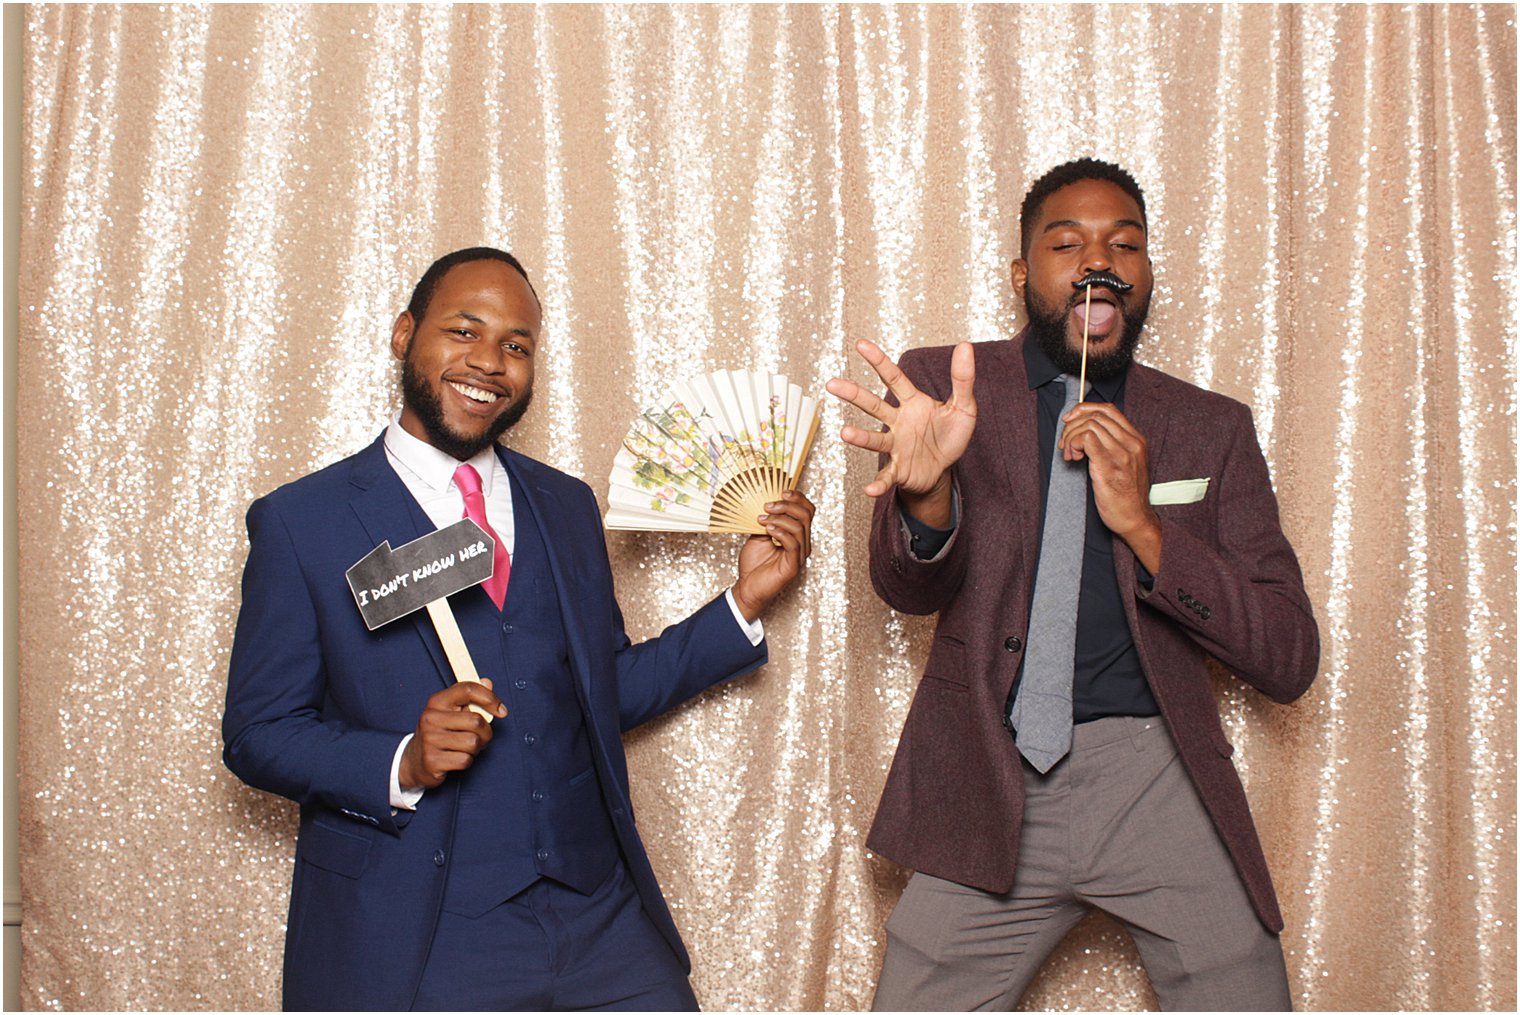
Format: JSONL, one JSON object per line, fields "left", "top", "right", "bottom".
{"left": 979, "top": 337, "right": 1044, "bottom": 583}
{"left": 347, "top": 433, "right": 454, "bottom": 690}
{"left": 347, "top": 434, "right": 432, "bottom": 550}
{"left": 1109, "top": 363, "right": 1173, "bottom": 625}
{"left": 1122, "top": 363, "right": 1172, "bottom": 470}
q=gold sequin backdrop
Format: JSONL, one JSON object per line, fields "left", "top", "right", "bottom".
{"left": 14, "top": 3, "right": 1516, "bottom": 1011}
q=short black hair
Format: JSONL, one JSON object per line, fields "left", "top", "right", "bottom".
{"left": 405, "top": 246, "right": 538, "bottom": 321}
{"left": 1019, "top": 159, "right": 1147, "bottom": 257}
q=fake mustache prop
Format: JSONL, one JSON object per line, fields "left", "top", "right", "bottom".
{"left": 1071, "top": 270, "right": 1134, "bottom": 395}
{"left": 1072, "top": 269, "right": 1134, "bottom": 294}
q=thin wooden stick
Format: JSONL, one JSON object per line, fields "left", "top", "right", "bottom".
{"left": 1078, "top": 284, "right": 1091, "bottom": 398}
{"left": 425, "top": 598, "right": 496, "bottom": 721}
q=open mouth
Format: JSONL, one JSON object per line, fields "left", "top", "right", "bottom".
{"left": 448, "top": 380, "right": 502, "bottom": 405}
{"left": 1073, "top": 292, "right": 1120, "bottom": 334}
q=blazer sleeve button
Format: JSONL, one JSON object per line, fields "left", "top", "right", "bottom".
{"left": 1200, "top": 606, "right": 1211, "bottom": 620}
{"left": 1004, "top": 635, "right": 1022, "bottom": 652}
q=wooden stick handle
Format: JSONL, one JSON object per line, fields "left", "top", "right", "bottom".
{"left": 1078, "top": 285, "right": 1091, "bottom": 397}
{"left": 424, "top": 598, "right": 497, "bottom": 722}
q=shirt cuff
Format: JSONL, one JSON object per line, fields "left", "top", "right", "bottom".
{"left": 390, "top": 734, "right": 424, "bottom": 812}
{"left": 899, "top": 486, "right": 960, "bottom": 561}
{"left": 724, "top": 588, "right": 766, "bottom": 646}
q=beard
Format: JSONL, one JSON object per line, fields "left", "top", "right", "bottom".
{"left": 400, "top": 353, "right": 532, "bottom": 461}
{"left": 1025, "top": 284, "right": 1150, "bottom": 381}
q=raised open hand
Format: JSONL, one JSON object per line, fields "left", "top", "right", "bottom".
{"left": 826, "top": 340, "right": 977, "bottom": 511}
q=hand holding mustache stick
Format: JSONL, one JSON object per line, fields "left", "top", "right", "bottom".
{"left": 1072, "top": 270, "right": 1133, "bottom": 398}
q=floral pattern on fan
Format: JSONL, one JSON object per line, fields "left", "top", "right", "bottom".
{"left": 604, "top": 370, "right": 821, "bottom": 534}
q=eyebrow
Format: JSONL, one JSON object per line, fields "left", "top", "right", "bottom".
{"left": 1042, "top": 218, "right": 1147, "bottom": 234}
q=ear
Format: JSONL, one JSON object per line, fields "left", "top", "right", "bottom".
{"left": 1010, "top": 258, "right": 1028, "bottom": 300}
{"left": 390, "top": 312, "right": 414, "bottom": 362}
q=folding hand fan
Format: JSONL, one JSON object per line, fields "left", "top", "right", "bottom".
{"left": 603, "top": 369, "right": 822, "bottom": 534}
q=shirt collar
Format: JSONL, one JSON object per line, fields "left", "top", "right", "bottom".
{"left": 383, "top": 413, "right": 499, "bottom": 496}
{"left": 1020, "top": 332, "right": 1128, "bottom": 405}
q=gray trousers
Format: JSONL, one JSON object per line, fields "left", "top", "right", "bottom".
{"left": 873, "top": 717, "right": 1291, "bottom": 1012}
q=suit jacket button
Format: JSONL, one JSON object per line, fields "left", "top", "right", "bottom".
{"left": 536, "top": 848, "right": 550, "bottom": 862}
{"left": 1004, "top": 636, "right": 1022, "bottom": 652}
{"left": 1200, "top": 606, "right": 1211, "bottom": 620}
{"left": 433, "top": 849, "right": 445, "bottom": 867}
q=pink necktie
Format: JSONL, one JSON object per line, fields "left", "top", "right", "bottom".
{"left": 454, "top": 463, "right": 510, "bottom": 609}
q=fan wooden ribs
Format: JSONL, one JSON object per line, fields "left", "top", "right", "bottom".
{"left": 604, "top": 369, "right": 821, "bottom": 534}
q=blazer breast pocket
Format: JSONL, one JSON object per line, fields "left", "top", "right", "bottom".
{"left": 1149, "top": 478, "right": 1210, "bottom": 505}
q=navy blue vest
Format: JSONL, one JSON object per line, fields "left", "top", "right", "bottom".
{"left": 439, "top": 477, "right": 619, "bottom": 918}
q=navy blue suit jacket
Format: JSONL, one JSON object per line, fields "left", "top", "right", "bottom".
{"left": 223, "top": 435, "right": 767, "bottom": 1009}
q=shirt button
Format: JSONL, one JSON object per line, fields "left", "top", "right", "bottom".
{"left": 514, "top": 679, "right": 527, "bottom": 690}
{"left": 432, "top": 849, "right": 446, "bottom": 867}
{"left": 531, "top": 790, "right": 544, "bottom": 802}
{"left": 523, "top": 733, "right": 536, "bottom": 746}
{"left": 536, "top": 848, "right": 549, "bottom": 862}
{"left": 1004, "top": 636, "right": 1022, "bottom": 652}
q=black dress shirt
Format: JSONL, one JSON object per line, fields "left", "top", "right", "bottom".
{"left": 902, "top": 339, "right": 1159, "bottom": 722}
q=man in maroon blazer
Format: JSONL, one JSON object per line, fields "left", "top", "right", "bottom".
{"left": 827, "top": 159, "right": 1319, "bottom": 1010}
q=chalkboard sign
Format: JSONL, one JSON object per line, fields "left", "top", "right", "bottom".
{"left": 346, "top": 519, "right": 496, "bottom": 630}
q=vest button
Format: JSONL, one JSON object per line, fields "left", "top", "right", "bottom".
{"left": 432, "top": 849, "right": 445, "bottom": 867}
{"left": 523, "top": 733, "right": 536, "bottom": 746}
{"left": 531, "top": 790, "right": 544, "bottom": 802}
{"left": 515, "top": 679, "right": 527, "bottom": 690}
{"left": 536, "top": 848, "right": 549, "bottom": 862}
{"left": 1004, "top": 636, "right": 1022, "bottom": 652}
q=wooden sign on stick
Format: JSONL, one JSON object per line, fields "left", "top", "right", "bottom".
{"left": 346, "top": 519, "right": 500, "bottom": 721}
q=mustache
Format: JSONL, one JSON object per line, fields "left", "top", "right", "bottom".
{"left": 1071, "top": 270, "right": 1134, "bottom": 296}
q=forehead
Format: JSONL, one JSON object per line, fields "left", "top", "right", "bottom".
{"left": 1034, "top": 178, "right": 1145, "bottom": 231}
{"left": 428, "top": 260, "right": 541, "bottom": 326}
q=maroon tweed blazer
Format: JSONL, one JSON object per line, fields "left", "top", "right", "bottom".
{"left": 865, "top": 334, "right": 1319, "bottom": 932}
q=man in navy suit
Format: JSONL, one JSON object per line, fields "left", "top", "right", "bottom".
{"left": 223, "top": 247, "right": 815, "bottom": 1010}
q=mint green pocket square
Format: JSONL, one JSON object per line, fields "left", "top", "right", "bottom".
{"left": 1149, "top": 478, "right": 1211, "bottom": 505}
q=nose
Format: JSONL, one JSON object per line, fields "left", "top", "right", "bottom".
{"left": 1080, "top": 244, "right": 1112, "bottom": 275}
{"left": 466, "top": 341, "right": 506, "bottom": 375}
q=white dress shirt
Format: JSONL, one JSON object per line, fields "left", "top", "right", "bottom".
{"left": 380, "top": 417, "right": 762, "bottom": 809}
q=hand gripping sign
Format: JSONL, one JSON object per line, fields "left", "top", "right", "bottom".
{"left": 346, "top": 519, "right": 501, "bottom": 721}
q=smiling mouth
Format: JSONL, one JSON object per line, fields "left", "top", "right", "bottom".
{"left": 448, "top": 380, "right": 503, "bottom": 404}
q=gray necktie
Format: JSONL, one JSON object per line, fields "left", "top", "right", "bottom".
{"left": 1009, "top": 373, "right": 1088, "bottom": 773}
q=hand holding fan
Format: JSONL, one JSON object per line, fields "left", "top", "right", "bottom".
{"left": 604, "top": 369, "right": 822, "bottom": 534}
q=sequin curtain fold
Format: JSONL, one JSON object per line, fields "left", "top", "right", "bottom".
{"left": 16, "top": 4, "right": 1515, "bottom": 1010}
